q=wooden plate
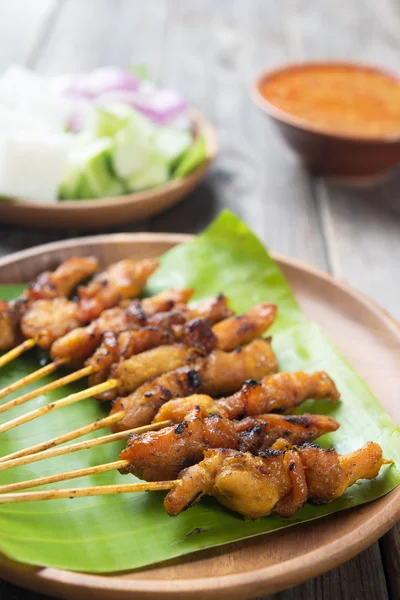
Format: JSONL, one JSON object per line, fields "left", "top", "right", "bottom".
{"left": 0, "top": 111, "right": 217, "bottom": 230}
{"left": 0, "top": 233, "right": 399, "bottom": 599}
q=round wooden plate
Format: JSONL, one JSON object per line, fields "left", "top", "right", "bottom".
{"left": 0, "top": 233, "right": 399, "bottom": 599}
{"left": 0, "top": 111, "right": 217, "bottom": 230}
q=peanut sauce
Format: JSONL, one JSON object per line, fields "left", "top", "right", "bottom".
{"left": 261, "top": 64, "right": 400, "bottom": 138}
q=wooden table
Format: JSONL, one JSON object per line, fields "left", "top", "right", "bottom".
{"left": 0, "top": 1, "right": 399, "bottom": 598}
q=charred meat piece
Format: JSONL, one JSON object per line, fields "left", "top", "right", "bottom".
{"left": 154, "top": 371, "right": 340, "bottom": 423}
{"left": 179, "top": 318, "right": 217, "bottom": 354}
{"left": 186, "top": 294, "right": 233, "bottom": 324}
{"left": 87, "top": 295, "right": 235, "bottom": 390}
{"left": 139, "top": 288, "right": 194, "bottom": 315}
{"left": 111, "top": 344, "right": 200, "bottom": 396}
{"left": 164, "top": 441, "right": 387, "bottom": 518}
{"left": 50, "top": 305, "right": 141, "bottom": 364}
{"left": 88, "top": 328, "right": 176, "bottom": 399}
{"left": 178, "top": 302, "right": 277, "bottom": 354}
{"left": 111, "top": 338, "right": 278, "bottom": 431}
{"left": 50, "top": 289, "right": 192, "bottom": 365}
{"left": 0, "top": 300, "right": 25, "bottom": 351}
{"left": 78, "top": 259, "right": 159, "bottom": 321}
{"left": 119, "top": 409, "right": 339, "bottom": 481}
{"left": 25, "top": 256, "right": 99, "bottom": 301}
{"left": 0, "top": 257, "right": 98, "bottom": 351}
{"left": 20, "top": 298, "right": 84, "bottom": 351}
{"left": 19, "top": 259, "right": 158, "bottom": 351}
{"left": 211, "top": 303, "right": 277, "bottom": 351}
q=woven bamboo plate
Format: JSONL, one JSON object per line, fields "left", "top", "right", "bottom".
{"left": 0, "top": 111, "right": 217, "bottom": 230}
{"left": 0, "top": 233, "right": 398, "bottom": 599}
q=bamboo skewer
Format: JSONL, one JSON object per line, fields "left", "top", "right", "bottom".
{"left": 0, "top": 358, "right": 69, "bottom": 402}
{"left": 0, "top": 481, "right": 176, "bottom": 504}
{"left": 0, "top": 411, "right": 125, "bottom": 463}
{"left": 0, "top": 362, "right": 92, "bottom": 412}
{"left": 0, "top": 379, "right": 118, "bottom": 434}
{"left": 0, "top": 363, "right": 90, "bottom": 414}
{"left": 0, "top": 460, "right": 129, "bottom": 493}
{"left": 0, "top": 420, "right": 171, "bottom": 472}
{"left": 0, "top": 339, "right": 36, "bottom": 368}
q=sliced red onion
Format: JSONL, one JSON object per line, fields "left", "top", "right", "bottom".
{"left": 51, "top": 74, "right": 94, "bottom": 100}
{"left": 88, "top": 67, "right": 139, "bottom": 96}
{"left": 67, "top": 100, "right": 94, "bottom": 132}
{"left": 51, "top": 68, "right": 139, "bottom": 100}
{"left": 95, "top": 88, "right": 187, "bottom": 124}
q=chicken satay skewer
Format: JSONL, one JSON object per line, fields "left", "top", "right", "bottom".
{"left": 0, "top": 258, "right": 158, "bottom": 371}
{"left": 154, "top": 371, "right": 340, "bottom": 424}
{"left": 0, "top": 442, "right": 390, "bottom": 509}
{"left": 0, "top": 372, "right": 337, "bottom": 470}
{"left": 0, "top": 338, "right": 277, "bottom": 444}
{"left": 0, "top": 301, "right": 271, "bottom": 414}
{"left": 0, "top": 257, "right": 99, "bottom": 353}
{"left": 0, "top": 411, "right": 125, "bottom": 463}
{"left": 0, "top": 288, "right": 196, "bottom": 409}
{"left": 0, "top": 420, "right": 172, "bottom": 488}
{"left": 0, "top": 290, "right": 220, "bottom": 408}
{"left": 0, "top": 358, "right": 70, "bottom": 401}
{"left": 0, "top": 257, "right": 100, "bottom": 365}
{"left": 0, "top": 330, "right": 243, "bottom": 433}
{"left": 0, "top": 411, "right": 338, "bottom": 491}
{"left": 0, "top": 368, "right": 338, "bottom": 465}
{"left": 0, "top": 481, "right": 174, "bottom": 503}
{"left": 0, "top": 379, "right": 119, "bottom": 434}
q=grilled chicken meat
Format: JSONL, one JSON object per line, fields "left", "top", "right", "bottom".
{"left": 50, "top": 289, "right": 193, "bottom": 365}
{"left": 154, "top": 371, "right": 340, "bottom": 423}
{"left": 85, "top": 294, "right": 232, "bottom": 390}
{"left": 78, "top": 259, "right": 158, "bottom": 321}
{"left": 25, "top": 256, "right": 99, "bottom": 301}
{"left": 112, "top": 344, "right": 201, "bottom": 395}
{"left": 20, "top": 258, "right": 158, "bottom": 350}
{"left": 0, "top": 257, "right": 99, "bottom": 351}
{"left": 120, "top": 407, "right": 339, "bottom": 481}
{"left": 111, "top": 338, "right": 278, "bottom": 431}
{"left": 210, "top": 303, "right": 277, "bottom": 351}
{"left": 88, "top": 302, "right": 276, "bottom": 395}
{"left": 182, "top": 293, "right": 233, "bottom": 324}
{"left": 0, "top": 300, "right": 26, "bottom": 351}
{"left": 164, "top": 441, "right": 387, "bottom": 518}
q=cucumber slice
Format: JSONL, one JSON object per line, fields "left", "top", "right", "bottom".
{"left": 59, "top": 137, "right": 124, "bottom": 200}
{"left": 89, "top": 103, "right": 135, "bottom": 138}
{"left": 154, "top": 126, "right": 192, "bottom": 167}
{"left": 126, "top": 151, "right": 169, "bottom": 192}
{"left": 112, "top": 116, "right": 154, "bottom": 179}
{"left": 173, "top": 134, "right": 207, "bottom": 178}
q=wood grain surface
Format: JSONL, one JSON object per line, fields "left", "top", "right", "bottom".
{"left": 0, "top": 1, "right": 399, "bottom": 599}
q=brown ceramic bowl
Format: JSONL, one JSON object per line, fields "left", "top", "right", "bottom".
{"left": 251, "top": 62, "right": 400, "bottom": 184}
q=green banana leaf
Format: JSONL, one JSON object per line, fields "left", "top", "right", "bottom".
{"left": 0, "top": 210, "right": 398, "bottom": 573}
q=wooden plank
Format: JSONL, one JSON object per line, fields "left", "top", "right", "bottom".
{"left": 0, "top": 0, "right": 63, "bottom": 257}
{"left": 315, "top": 174, "right": 400, "bottom": 320}
{"left": 34, "top": 0, "right": 168, "bottom": 80}
{"left": 0, "top": 578, "right": 44, "bottom": 600}
{"left": 262, "top": 540, "right": 389, "bottom": 599}
{"left": 149, "top": 0, "right": 328, "bottom": 269}
{"left": 0, "top": 0, "right": 60, "bottom": 71}
{"left": 283, "top": 0, "right": 400, "bottom": 320}
{"left": 282, "top": 2, "right": 399, "bottom": 599}
{"left": 380, "top": 523, "right": 400, "bottom": 600}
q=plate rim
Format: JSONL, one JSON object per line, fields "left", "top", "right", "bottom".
{"left": 0, "top": 232, "right": 399, "bottom": 598}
